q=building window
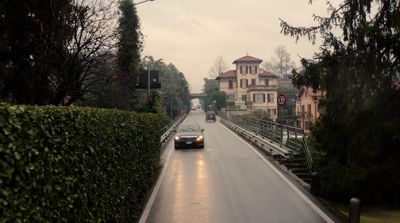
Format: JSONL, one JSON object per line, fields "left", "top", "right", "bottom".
{"left": 268, "top": 109, "right": 274, "bottom": 116}
{"left": 242, "top": 95, "right": 247, "bottom": 104}
{"left": 249, "top": 66, "right": 257, "bottom": 74}
{"left": 245, "top": 66, "right": 249, "bottom": 74}
{"left": 267, "top": 93, "right": 274, "bottom": 103}
{"left": 307, "top": 104, "right": 312, "bottom": 117}
{"left": 240, "top": 79, "right": 248, "bottom": 88}
{"left": 240, "top": 66, "right": 244, "bottom": 74}
{"left": 251, "top": 79, "right": 256, "bottom": 86}
{"left": 265, "top": 79, "right": 269, "bottom": 86}
{"left": 305, "top": 121, "right": 311, "bottom": 130}
{"left": 253, "top": 93, "right": 265, "bottom": 103}
{"left": 228, "top": 80, "right": 233, "bottom": 89}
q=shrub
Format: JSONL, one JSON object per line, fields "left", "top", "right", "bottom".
{"left": 0, "top": 104, "right": 161, "bottom": 222}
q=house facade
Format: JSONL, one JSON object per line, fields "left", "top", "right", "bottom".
{"left": 295, "top": 86, "right": 325, "bottom": 130}
{"left": 218, "top": 55, "right": 279, "bottom": 121}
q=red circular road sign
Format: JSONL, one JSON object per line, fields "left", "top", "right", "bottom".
{"left": 277, "top": 94, "right": 287, "bottom": 106}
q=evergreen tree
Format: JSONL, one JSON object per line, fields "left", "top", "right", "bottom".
{"left": 281, "top": 0, "right": 400, "bottom": 203}
{"left": 115, "top": 0, "right": 142, "bottom": 110}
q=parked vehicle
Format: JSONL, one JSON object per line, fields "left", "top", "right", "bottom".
{"left": 174, "top": 123, "right": 205, "bottom": 149}
{"left": 205, "top": 111, "right": 216, "bottom": 122}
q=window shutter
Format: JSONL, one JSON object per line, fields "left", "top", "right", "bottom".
{"left": 253, "top": 94, "right": 255, "bottom": 102}
{"left": 246, "top": 66, "right": 249, "bottom": 74}
{"left": 263, "top": 93, "right": 266, "bottom": 103}
{"left": 240, "top": 79, "right": 243, "bottom": 88}
{"left": 245, "top": 79, "right": 248, "bottom": 87}
{"left": 265, "top": 79, "right": 269, "bottom": 86}
{"left": 255, "top": 66, "right": 258, "bottom": 74}
{"left": 251, "top": 79, "right": 256, "bottom": 86}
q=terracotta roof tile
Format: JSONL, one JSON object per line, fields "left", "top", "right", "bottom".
{"left": 297, "top": 86, "right": 326, "bottom": 98}
{"left": 218, "top": 70, "right": 236, "bottom": 78}
{"left": 233, "top": 55, "right": 263, "bottom": 64}
{"left": 258, "top": 71, "right": 277, "bottom": 78}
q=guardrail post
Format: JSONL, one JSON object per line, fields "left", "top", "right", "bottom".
{"left": 269, "top": 149, "right": 273, "bottom": 160}
{"left": 311, "top": 172, "right": 320, "bottom": 195}
{"left": 280, "top": 125, "right": 284, "bottom": 148}
{"left": 349, "top": 198, "right": 361, "bottom": 223}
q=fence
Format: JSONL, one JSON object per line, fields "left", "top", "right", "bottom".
{"left": 227, "top": 114, "right": 313, "bottom": 172}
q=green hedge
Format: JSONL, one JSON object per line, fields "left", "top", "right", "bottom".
{"left": 0, "top": 104, "right": 161, "bottom": 222}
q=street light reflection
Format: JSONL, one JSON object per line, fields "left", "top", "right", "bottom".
{"left": 170, "top": 152, "right": 211, "bottom": 222}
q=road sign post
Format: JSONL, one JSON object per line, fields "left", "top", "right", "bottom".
{"left": 277, "top": 94, "right": 287, "bottom": 122}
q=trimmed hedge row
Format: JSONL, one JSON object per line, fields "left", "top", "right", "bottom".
{"left": 0, "top": 104, "right": 161, "bottom": 222}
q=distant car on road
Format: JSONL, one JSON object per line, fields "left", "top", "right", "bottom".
{"left": 205, "top": 111, "right": 216, "bottom": 122}
{"left": 174, "top": 123, "right": 204, "bottom": 149}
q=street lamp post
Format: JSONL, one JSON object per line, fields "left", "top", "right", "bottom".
{"left": 134, "top": 0, "right": 154, "bottom": 5}
{"left": 147, "top": 62, "right": 151, "bottom": 96}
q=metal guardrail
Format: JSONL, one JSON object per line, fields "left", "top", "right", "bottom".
{"left": 160, "top": 115, "right": 186, "bottom": 144}
{"left": 227, "top": 114, "right": 313, "bottom": 172}
{"left": 221, "top": 119, "right": 288, "bottom": 157}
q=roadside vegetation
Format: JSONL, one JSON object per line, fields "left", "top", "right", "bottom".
{"left": 281, "top": 0, "right": 400, "bottom": 207}
{"left": 321, "top": 199, "right": 400, "bottom": 223}
{"left": 0, "top": 104, "right": 161, "bottom": 222}
{"left": 0, "top": 0, "right": 190, "bottom": 222}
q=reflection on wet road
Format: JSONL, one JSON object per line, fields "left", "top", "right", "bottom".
{"left": 145, "top": 111, "right": 335, "bottom": 223}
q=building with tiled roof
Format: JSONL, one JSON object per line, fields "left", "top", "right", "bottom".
{"left": 233, "top": 55, "right": 263, "bottom": 64}
{"left": 217, "top": 55, "right": 279, "bottom": 121}
{"left": 295, "top": 86, "right": 325, "bottom": 131}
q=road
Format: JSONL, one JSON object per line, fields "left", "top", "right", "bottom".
{"left": 142, "top": 110, "right": 338, "bottom": 223}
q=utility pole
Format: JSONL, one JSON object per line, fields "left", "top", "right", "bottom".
{"left": 147, "top": 63, "right": 151, "bottom": 96}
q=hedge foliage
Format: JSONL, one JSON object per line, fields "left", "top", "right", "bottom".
{"left": 0, "top": 104, "right": 161, "bottom": 222}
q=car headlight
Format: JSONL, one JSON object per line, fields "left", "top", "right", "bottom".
{"left": 175, "top": 136, "right": 180, "bottom": 140}
{"left": 196, "top": 135, "right": 203, "bottom": 141}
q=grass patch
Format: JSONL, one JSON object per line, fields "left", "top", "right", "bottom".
{"left": 321, "top": 198, "right": 400, "bottom": 223}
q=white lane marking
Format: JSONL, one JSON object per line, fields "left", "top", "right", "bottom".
{"left": 138, "top": 142, "right": 174, "bottom": 223}
{"left": 220, "top": 124, "right": 335, "bottom": 223}
{"left": 139, "top": 115, "right": 189, "bottom": 223}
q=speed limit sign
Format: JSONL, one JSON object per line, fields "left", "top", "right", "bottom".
{"left": 277, "top": 94, "right": 287, "bottom": 106}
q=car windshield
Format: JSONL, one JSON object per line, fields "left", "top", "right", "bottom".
{"left": 177, "top": 124, "right": 200, "bottom": 133}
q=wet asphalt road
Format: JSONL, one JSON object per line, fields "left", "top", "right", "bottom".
{"left": 145, "top": 111, "right": 335, "bottom": 223}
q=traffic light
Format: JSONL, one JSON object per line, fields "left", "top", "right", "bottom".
{"left": 136, "top": 70, "right": 161, "bottom": 89}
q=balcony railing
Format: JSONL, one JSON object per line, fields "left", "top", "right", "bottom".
{"left": 247, "top": 85, "right": 277, "bottom": 92}
{"left": 296, "top": 112, "right": 313, "bottom": 119}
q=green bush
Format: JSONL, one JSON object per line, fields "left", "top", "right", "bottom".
{"left": 0, "top": 104, "right": 161, "bottom": 222}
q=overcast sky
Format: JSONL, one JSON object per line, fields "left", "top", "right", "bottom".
{"left": 136, "top": 0, "right": 340, "bottom": 92}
